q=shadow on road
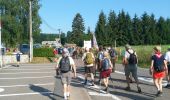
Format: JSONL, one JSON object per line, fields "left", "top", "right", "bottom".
{"left": 29, "top": 84, "right": 58, "bottom": 100}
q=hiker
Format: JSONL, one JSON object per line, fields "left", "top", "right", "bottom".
{"left": 150, "top": 46, "right": 168, "bottom": 96}
{"left": 55, "top": 48, "right": 76, "bottom": 100}
{"left": 165, "top": 46, "right": 170, "bottom": 88}
{"left": 96, "top": 46, "right": 104, "bottom": 83}
{"left": 123, "top": 44, "right": 141, "bottom": 93}
{"left": 101, "top": 51, "right": 113, "bottom": 92}
{"left": 82, "top": 47, "right": 95, "bottom": 86}
{"left": 109, "top": 47, "right": 117, "bottom": 72}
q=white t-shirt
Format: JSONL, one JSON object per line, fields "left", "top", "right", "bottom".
{"left": 125, "top": 49, "right": 137, "bottom": 59}
{"left": 56, "top": 56, "right": 75, "bottom": 68}
{"left": 165, "top": 51, "right": 170, "bottom": 62}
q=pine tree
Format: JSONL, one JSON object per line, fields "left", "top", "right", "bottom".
{"left": 71, "top": 13, "right": 85, "bottom": 47}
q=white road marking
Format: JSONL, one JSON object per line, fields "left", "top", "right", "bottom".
{"left": 0, "top": 76, "right": 54, "bottom": 80}
{"left": 78, "top": 75, "right": 121, "bottom": 100}
{"left": 2, "top": 68, "right": 54, "bottom": 71}
{"left": 0, "top": 71, "right": 55, "bottom": 75}
{"left": 0, "top": 92, "right": 53, "bottom": 97}
{"left": 89, "top": 92, "right": 121, "bottom": 100}
{"left": 0, "top": 83, "right": 54, "bottom": 88}
{"left": 0, "top": 88, "right": 5, "bottom": 92}
{"left": 115, "top": 70, "right": 168, "bottom": 86}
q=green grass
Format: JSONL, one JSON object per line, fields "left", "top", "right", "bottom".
{"left": 116, "top": 45, "right": 170, "bottom": 68}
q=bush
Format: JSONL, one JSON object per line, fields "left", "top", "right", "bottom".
{"left": 33, "top": 47, "right": 54, "bottom": 57}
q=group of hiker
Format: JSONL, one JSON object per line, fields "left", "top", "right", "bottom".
{"left": 55, "top": 44, "right": 170, "bottom": 99}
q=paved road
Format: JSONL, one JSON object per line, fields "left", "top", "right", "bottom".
{"left": 0, "top": 59, "right": 170, "bottom": 100}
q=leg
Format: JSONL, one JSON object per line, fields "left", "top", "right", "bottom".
{"left": 63, "top": 84, "right": 67, "bottom": 99}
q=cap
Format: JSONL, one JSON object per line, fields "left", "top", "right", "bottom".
{"left": 125, "top": 44, "right": 131, "bottom": 49}
{"left": 154, "top": 46, "right": 161, "bottom": 51}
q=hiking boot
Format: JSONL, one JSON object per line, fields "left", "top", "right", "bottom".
{"left": 103, "top": 87, "right": 109, "bottom": 93}
{"left": 129, "top": 78, "right": 133, "bottom": 83}
{"left": 156, "top": 91, "right": 163, "bottom": 97}
{"left": 83, "top": 79, "right": 87, "bottom": 85}
{"left": 137, "top": 87, "right": 142, "bottom": 93}
{"left": 125, "top": 86, "right": 131, "bottom": 91}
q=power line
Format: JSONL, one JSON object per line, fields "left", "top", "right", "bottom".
{"left": 41, "top": 17, "right": 59, "bottom": 33}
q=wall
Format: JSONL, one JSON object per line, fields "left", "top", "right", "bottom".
{"left": 2, "top": 55, "right": 29, "bottom": 64}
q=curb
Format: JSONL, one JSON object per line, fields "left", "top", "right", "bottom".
{"left": 83, "top": 88, "right": 92, "bottom": 100}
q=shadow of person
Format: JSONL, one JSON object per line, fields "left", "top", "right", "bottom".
{"left": 29, "top": 84, "right": 59, "bottom": 100}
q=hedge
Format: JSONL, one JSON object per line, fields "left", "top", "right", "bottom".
{"left": 33, "top": 48, "right": 54, "bottom": 57}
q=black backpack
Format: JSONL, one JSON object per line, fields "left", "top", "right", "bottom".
{"left": 110, "top": 49, "right": 116, "bottom": 57}
{"left": 101, "top": 58, "right": 110, "bottom": 70}
{"left": 127, "top": 50, "right": 137, "bottom": 64}
{"left": 59, "top": 56, "right": 71, "bottom": 73}
{"left": 153, "top": 55, "right": 164, "bottom": 72}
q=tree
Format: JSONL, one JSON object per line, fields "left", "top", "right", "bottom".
{"left": 71, "top": 13, "right": 85, "bottom": 46}
{"left": 107, "top": 10, "right": 117, "bottom": 46}
{"left": 95, "top": 11, "right": 107, "bottom": 46}
{"left": 0, "top": 0, "right": 41, "bottom": 47}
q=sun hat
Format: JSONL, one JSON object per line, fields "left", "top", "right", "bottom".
{"left": 125, "top": 44, "right": 131, "bottom": 49}
{"left": 153, "top": 46, "right": 161, "bottom": 52}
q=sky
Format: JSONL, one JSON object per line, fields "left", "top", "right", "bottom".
{"left": 39, "top": 0, "right": 170, "bottom": 34}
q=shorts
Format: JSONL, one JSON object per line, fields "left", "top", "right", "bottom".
{"left": 101, "top": 69, "right": 111, "bottom": 78}
{"left": 85, "top": 66, "right": 94, "bottom": 73}
{"left": 124, "top": 64, "right": 138, "bottom": 80}
{"left": 61, "top": 71, "right": 72, "bottom": 85}
{"left": 153, "top": 71, "right": 165, "bottom": 79}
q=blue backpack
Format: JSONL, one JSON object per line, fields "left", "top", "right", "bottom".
{"left": 102, "top": 58, "right": 110, "bottom": 70}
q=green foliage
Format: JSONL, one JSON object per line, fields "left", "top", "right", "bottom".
{"left": 117, "top": 45, "right": 170, "bottom": 68}
{"left": 33, "top": 48, "right": 54, "bottom": 57}
{"left": 0, "top": 0, "right": 41, "bottom": 47}
{"left": 94, "top": 10, "right": 170, "bottom": 47}
{"left": 70, "top": 13, "right": 85, "bottom": 47}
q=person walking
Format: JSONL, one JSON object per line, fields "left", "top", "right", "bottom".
{"left": 150, "top": 46, "right": 168, "bottom": 96}
{"left": 165, "top": 46, "right": 170, "bottom": 88}
{"left": 100, "top": 51, "right": 113, "bottom": 93}
{"left": 82, "top": 47, "right": 95, "bottom": 86}
{"left": 123, "top": 44, "right": 141, "bottom": 93}
{"left": 109, "top": 47, "right": 117, "bottom": 72}
{"left": 55, "top": 48, "right": 76, "bottom": 100}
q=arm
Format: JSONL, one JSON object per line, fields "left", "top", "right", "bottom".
{"left": 69, "top": 57, "right": 77, "bottom": 78}
{"left": 55, "top": 57, "right": 62, "bottom": 70}
{"left": 164, "top": 60, "right": 168, "bottom": 75}
{"left": 150, "top": 60, "right": 154, "bottom": 75}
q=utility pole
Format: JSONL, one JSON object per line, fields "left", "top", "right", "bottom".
{"left": 58, "top": 29, "right": 61, "bottom": 45}
{"left": 29, "top": 0, "right": 33, "bottom": 62}
{"left": 0, "top": 8, "right": 2, "bottom": 68}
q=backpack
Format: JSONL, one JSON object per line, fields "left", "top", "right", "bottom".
{"left": 101, "top": 58, "right": 110, "bottom": 70}
{"left": 59, "top": 57, "right": 71, "bottom": 73}
{"left": 85, "top": 53, "right": 93, "bottom": 64}
{"left": 98, "top": 52, "right": 104, "bottom": 60}
{"left": 110, "top": 49, "right": 116, "bottom": 57}
{"left": 153, "top": 55, "right": 164, "bottom": 72}
{"left": 127, "top": 50, "right": 137, "bottom": 64}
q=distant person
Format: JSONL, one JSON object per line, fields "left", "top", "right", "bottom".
{"left": 15, "top": 49, "right": 22, "bottom": 67}
{"left": 109, "top": 47, "right": 117, "bottom": 72}
{"left": 150, "top": 46, "right": 168, "bottom": 97}
{"left": 55, "top": 48, "right": 76, "bottom": 100}
{"left": 100, "top": 51, "right": 113, "bottom": 93}
{"left": 165, "top": 46, "right": 170, "bottom": 88}
{"left": 123, "top": 44, "right": 141, "bottom": 93}
{"left": 82, "top": 47, "right": 95, "bottom": 86}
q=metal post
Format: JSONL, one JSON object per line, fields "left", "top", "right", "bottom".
{"left": 0, "top": 10, "right": 2, "bottom": 68}
{"left": 58, "top": 29, "right": 61, "bottom": 45}
{"left": 29, "top": 0, "right": 33, "bottom": 62}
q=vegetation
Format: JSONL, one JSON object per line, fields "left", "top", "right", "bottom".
{"left": 33, "top": 48, "right": 54, "bottom": 57}
{"left": 0, "top": 0, "right": 41, "bottom": 47}
{"left": 116, "top": 45, "right": 170, "bottom": 68}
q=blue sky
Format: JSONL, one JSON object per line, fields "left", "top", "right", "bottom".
{"left": 39, "top": 0, "right": 170, "bottom": 34}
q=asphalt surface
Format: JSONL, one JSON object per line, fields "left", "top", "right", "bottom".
{"left": 0, "top": 59, "right": 170, "bottom": 100}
